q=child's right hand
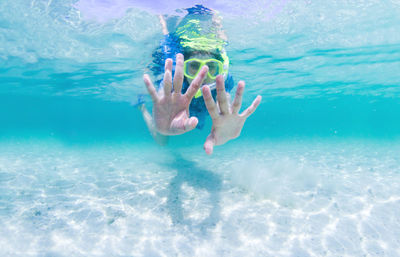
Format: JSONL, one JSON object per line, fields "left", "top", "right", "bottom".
{"left": 143, "top": 53, "right": 208, "bottom": 135}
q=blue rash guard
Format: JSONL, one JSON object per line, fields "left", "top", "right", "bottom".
{"left": 153, "top": 33, "right": 235, "bottom": 130}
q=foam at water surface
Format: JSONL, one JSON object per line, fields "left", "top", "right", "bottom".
{"left": 0, "top": 140, "right": 399, "bottom": 256}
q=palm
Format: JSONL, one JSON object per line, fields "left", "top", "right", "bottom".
{"left": 143, "top": 54, "right": 208, "bottom": 135}
{"left": 209, "top": 113, "right": 245, "bottom": 145}
{"left": 202, "top": 76, "right": 262, "bottom": 154}
{"left": 153, "top": 94, "right": 191, "bottom": 135}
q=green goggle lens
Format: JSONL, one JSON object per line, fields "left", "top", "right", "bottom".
{"left": 207, "top": 61, "right": 221, "bottom": 77}
{"left": 183, "top": 58, "right": 223, "bottom": 80}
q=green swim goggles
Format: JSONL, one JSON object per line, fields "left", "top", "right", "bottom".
{"left": 182, "top": 52, "right": 230, "bottom": 98}
{"left": 183, "top": 58, "right": 225, "bottom": 80}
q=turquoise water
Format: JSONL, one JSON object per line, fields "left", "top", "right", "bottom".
{"left": 1, "top": 0, "right": 400, "bottom": 256}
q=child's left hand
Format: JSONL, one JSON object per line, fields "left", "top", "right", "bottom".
{"left": 201, "top": 75, "right": 262, "bottom": 155}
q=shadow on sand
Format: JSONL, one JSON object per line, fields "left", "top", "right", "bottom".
{"left": 164, "top": 152, "right": 222, "bottom": 233}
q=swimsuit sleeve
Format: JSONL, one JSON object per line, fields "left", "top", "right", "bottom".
{"left": 161, "top": 34, "right": 182, "bottom": 62}
{"left": 151, "top": 33, "right": 182, "bottom": 88}
{"left": 224, "top": 74, "right": 235, "bottom": 93}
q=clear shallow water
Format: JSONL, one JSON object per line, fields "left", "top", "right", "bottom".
{"left": 1, "top": 0, "right": 400, "bottom": 256}
{"left": 0, "top": 140, "right": 399, "bottom": 256}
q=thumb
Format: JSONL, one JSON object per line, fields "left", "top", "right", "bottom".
{"left": 170, "top": 116, "right": 198, "bottom": 134}
{"left": 204, "top": 134, "right": 215, "bottom": 155}
{"left": 184, "top": 116, "right": 198, "bottom": 132}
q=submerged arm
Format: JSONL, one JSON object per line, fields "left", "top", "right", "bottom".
{"left": 139, "top": 104, "right": 169, "bottom": 146}
{"left": 159, "top": 15, "right": 169, "bottom": 35}
{"left": 138, "top": 15, "right": 170, "bottom": 145}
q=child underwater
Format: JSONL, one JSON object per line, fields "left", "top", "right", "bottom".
{"left": 140, "top": 5, "right": 262, "bottom": 154}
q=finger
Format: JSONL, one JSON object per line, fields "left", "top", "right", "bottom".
{"left": 170, "top": 116, "right": 198, "bottom": 133}
{"left": 173, "top": 53, "right": 184, "bottom": 94}
{"left": 163, "top": 58, "right": 173, "bottom": 97}
{"left": 202, "top": 85, "right": 219, "bottom": 119}
{"left": 165, "top": 57, "right": 173, "bottom": 71}
{"left": 216, "top": 75, "right": 229, "bottom": 115}
{"left": 163, "top": 70, "right": 172, "bottom": 97}
{"left": 184, "top": 116, "right": 198, "bottom": 132}
{"left": 184, "top": 65, "right": 208, "bottom": 101}
{"left": 240, "top": 95, "right": 262, "bottom": 118}
{"left": 143, "top": 74, "right": 158, "bottom": 102}
{"left": 204, "top": 134, "right": 215, "bottom": 155}
{"left": 232, "top": 81, "right": 245, "bottom": 114}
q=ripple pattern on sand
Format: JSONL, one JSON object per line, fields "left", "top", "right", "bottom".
{"left": 0, "top": 140, "right": 399, "bottom": 257}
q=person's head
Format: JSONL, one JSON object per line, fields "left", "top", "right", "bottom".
{"left": 174, "top": 5, "right": 230, "bottom": 96}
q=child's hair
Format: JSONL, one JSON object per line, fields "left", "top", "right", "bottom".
{"left": 183, "top": 50, "right": 224, "bottom": 62}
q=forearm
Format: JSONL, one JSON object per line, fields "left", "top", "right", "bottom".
{"left": 158, "top": 15, "right": 168, "bottom": 35}
{"left": 139, "top": 104, "right": 169, "bottom": 146}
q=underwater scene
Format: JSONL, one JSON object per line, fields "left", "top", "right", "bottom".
{"left": 1, "top": 0, "right": 400, "bottom": 256}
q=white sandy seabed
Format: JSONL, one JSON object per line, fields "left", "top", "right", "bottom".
{"left": 0, "top": 139, "right": 399, "bottom": 257}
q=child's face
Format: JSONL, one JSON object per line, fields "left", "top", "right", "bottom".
{"left": 185, "top": 53, "right": 217, "bottom": 86}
